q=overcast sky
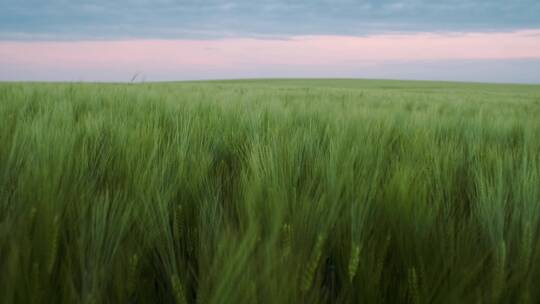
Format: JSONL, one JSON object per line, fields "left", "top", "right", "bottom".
{"left": 1, "top": 0, "right": 540, "bottom": 82}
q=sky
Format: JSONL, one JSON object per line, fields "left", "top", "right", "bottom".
{"left": 1, "top": 0, "right": 540, "bottom": 83}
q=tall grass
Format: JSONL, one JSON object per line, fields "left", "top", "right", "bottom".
{"left": 1, "top": 80, "right": 540, "bottom": 303}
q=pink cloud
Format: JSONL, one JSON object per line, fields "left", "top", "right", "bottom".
{"left": 1, "top": 29, "right": 540, "bottom": 81}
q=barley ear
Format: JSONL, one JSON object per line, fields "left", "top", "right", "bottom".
{"left": 348, "top": 243, "right": 361, "bottom": 282}
{"left": 170, "top": 274, "right": 187, "bottom": 304}
{"left": 492, "top": 241, "right": 506, "bottom": 303}
{"left": 31, "top": 262, "right": 41, "bottom": 304}
{"left": 127, "top": 253, "right": 139, "bottom": 296}
{"left": 29, "top": 207, "right": 37, "bottom": 225}
{"left": 301, "top": 234, "right": 324, "bottom": 292}
{"left": 519, "top": 221, "right": 532, "bottom": 275}
{"left": 47, "top": 214, "right": 60, "bottom": 275}
{"left": 374, "top": 233, "right": 391, "bottom": 285}
{"left": 282, "top": 223, "right": 292, "bottom": 258}
{"left": 518, "top": 222, "right": 533, "bottom": 303}
{"left": 408, "top": 267, "right": 420, "bottom": 304}
{"left": 173, "top": 204, "right": 183, "bottom": 240}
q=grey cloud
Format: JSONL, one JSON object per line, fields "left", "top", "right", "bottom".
{"left": 1, "top": 0, "right": 540, "bottom": 39}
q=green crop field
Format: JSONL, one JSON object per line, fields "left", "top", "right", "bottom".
{"left": 1, "top": 79, "right": 540, "bottom": 303}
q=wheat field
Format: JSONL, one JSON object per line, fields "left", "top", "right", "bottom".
{"left": 1, "top": 79, "right": 540, "bottom": 303}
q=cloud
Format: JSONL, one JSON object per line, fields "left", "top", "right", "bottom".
{"left": 1, "top": 30, "right": 540, "bottom": 82}
{"left": 1, "top": 0, "right": 540, "bottom": 40}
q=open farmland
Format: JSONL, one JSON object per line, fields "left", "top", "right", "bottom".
{"left": 1, "top": 79, "right": 540, "bottom": 303}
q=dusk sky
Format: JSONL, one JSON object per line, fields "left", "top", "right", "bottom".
{"left": 1, "top": 0, "right": 540, "bottom": 83}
